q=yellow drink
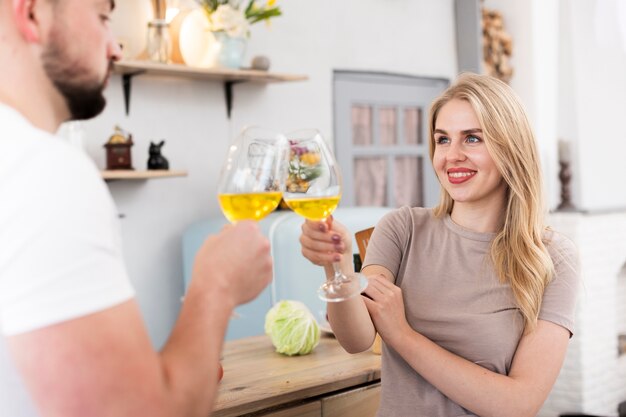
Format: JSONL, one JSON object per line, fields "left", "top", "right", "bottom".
{"left": 218, "top": 192, "right": 282, "bottom": 223}
{"left": 283, "top": 195, "right": 341, "bottom": 221}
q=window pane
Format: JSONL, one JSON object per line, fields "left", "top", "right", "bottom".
{"left": 394, "top": 156, "right": 423, "bottom": 207}
{"left": 379, "top": 107, "right": 397, "bottom": 146}
{"left": 351, "top": 106, "right": 372, "bottom": 146}
{"left": 404, "top": 107, "right": 423, "bottom": 145}
{"left": 354, "top": 157, "right": 387, "bottom": 206}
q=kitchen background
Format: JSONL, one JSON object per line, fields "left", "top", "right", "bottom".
{"left": 63, "top": 1, "right": 626, "bottom": 415}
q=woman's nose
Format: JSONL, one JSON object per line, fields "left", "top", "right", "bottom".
{"left": 446, "top": 141, "right": 466, "bottom": 162}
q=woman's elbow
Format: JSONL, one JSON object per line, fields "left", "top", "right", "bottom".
{"left": 336, "top": 335, "right": 375, "bottom": 354}
{"left": 499, "top": 398, "right": 545, "bottom": 417}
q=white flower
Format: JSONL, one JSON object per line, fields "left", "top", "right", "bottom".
{"left": 209, "top": 4, "right": 249, "bottom": 38}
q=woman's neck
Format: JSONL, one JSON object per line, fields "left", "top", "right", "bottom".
{"left": 450, "top": 199, "right": 506, "bottom": 234}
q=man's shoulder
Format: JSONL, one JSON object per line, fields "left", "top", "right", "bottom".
{"left": 1, "top": 117, "right": 100, "bottom": 187}
{"left": 0, "top": 110, "right": 108, "bottom": 217}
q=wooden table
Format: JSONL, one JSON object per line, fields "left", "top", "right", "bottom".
{"left": 213, "top": 335, "right": 382, "bottom": 417}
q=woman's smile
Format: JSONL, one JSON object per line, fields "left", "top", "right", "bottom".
{"left": 447, "top": 167, "right": 477, "bottom": 184}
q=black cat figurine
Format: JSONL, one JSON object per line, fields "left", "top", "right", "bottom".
{"left": 147, "top": 140, "right": 169, "bottom": 170}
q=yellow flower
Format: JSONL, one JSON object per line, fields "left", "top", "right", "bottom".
{"left": 300, "top": 152, "right": 320, "bottom": 166}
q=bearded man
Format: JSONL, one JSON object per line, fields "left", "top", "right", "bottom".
{"left": 0, "top": 2, "right": 273, "bottom": 416}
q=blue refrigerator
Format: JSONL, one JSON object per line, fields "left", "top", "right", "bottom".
{"left": 182, "top": 206, "right": 392, "bottom": 340}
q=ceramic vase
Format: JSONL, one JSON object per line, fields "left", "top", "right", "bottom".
{"left": 215, "top": 32, "right": 247, "bottom": 69}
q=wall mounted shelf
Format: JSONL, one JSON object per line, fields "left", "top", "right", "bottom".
{"left": 102, "top": 169, "right": 188, "bottom": 181}
{"left": 113, "top": 60, "right": 308, "bottom": 118}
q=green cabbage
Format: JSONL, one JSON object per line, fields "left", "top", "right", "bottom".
{"left": 265, "top": 300, "right": 320, "bottom": 356}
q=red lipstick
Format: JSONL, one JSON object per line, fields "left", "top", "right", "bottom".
{"left": 447, "top": 167, "right": 476, "bottom": 184}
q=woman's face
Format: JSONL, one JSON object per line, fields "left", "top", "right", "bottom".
{"left": 432, "top": 99, "right": 507, "bottom": 210}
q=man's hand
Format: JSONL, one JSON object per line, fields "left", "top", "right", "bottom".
{"left": 192, "top": 220, "right": 273, "bottom": 307}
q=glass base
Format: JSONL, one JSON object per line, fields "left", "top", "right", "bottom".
{"left": 318, "top": 272, "right": 368, "bottom": 303}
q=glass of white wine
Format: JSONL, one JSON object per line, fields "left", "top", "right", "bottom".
{"left": 217, "top": 126, "right": 286, "bottom": 223}
{"left": 282, "top": 129, "right": 368, "bottom": 302}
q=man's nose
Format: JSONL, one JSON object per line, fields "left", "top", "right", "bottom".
{"left": 108, "top": 38, "right": 123, "bottom": 62}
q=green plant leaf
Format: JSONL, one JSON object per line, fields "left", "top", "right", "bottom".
{"left": 195, "top": 0, "right": 282, "bottom": 26}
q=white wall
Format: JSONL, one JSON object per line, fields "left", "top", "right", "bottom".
{"left": 482, "top": 0, "right": 561, "bottom": 210}
{"left": 564, "top": 0, "right": 626, "bottom": 212}
{"left": 541, "top": 212, "right": 626, "bottom": 417}
{"left": 479, "top": 0, "right": 626, "bottom": 214}
{"left": 76, "top": 0, "right": 458, "bottom": 347}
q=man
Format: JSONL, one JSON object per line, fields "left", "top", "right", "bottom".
{"left": 0, "top": 1, "right": 273, "bottom": 416}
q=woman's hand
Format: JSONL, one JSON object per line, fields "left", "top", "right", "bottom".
{"left": 299, "top": 217, "right": 352, "bottom": 268}
{"left": 362, "top": 274, "right": 413, "bottom": 347}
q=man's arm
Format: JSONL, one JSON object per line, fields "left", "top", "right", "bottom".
{"left": 7, "top": 221, "right": 272, "bottom": 417}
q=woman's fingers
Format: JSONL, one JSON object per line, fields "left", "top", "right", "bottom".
{"left": 302, "top": 220, "right": 343, "bottom": 242}
{"left": 299, "top": 231, "right": 345, "bottom": 254}
{"left": 363, "top": 275, "right": 395, "bottom": 298}
{"left": 299, "top": 218, "right": 353, "bottom": 267}
{"left": 362, "top": 279, "right": 385, "bottom": 300}
{"left": 301, "top": 247, "right": 339, "bottom": 265}
{"left": 300, "top": 239, "right": 343, "bottom": 265}
{"left": 301, "top": 220, "right": 346, "bottom": 252}
{"left": 300, "top": 221, "right": 347, "bottom": 266}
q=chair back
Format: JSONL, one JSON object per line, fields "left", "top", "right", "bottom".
{"left": 354, "top": 226, "right": 383, "bottom": 355}
{"left": 355, "top": 227, "right": 375, "bottom": 262}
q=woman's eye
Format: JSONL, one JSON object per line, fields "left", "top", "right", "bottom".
{"left": 466, "top": 135, "right": 481, "bottom": 144}
{"left": 435, "top": 136, "right": 450, "bottom": 145}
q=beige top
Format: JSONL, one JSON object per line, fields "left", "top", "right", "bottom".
{"left": 363, "top": 207, "right": 579, "bottom": 417}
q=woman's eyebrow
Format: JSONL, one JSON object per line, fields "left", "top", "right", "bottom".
{"left": 434, "top": 128, "right": 482, "bottom": 135}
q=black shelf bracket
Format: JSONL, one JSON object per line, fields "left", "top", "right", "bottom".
{"left": 120, "top": 72, "right": 247, "bottom": 119}
{"left": 224, "top": 80, "right": 245, "bottom": 119}
{"left": 121, "top": 71, "right": 146, "bottom": 116}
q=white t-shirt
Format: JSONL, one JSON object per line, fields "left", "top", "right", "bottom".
{"left": 0, "top": 104, "right": 134, "bottom": 416}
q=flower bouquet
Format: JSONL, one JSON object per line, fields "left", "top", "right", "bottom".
{"left": 196, "top": 0, "right": 282, "bottom": 38}
{"left": 286, "top": 140, "right": 322, "bottom": 193}
{"left": 192, "top": 0, "right": 281, "bottom": 68}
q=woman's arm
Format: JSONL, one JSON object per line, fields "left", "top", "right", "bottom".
{"left": 300, "top": 219, "right": 386, "bottom": 353}
{"left": 364, "top": 276, "right": 570, "bottom": 417}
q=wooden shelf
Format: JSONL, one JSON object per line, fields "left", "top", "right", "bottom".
{"left": 112, "top": 60, "right": 308, "bottom": 117}
{"left": 102, "top": 169, "right": 188, "bottom": 181}
{"left": 113, "top": 60, "right": 308, "bottom": 83}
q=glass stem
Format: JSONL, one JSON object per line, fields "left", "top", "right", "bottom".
{"left": 332, "top": 262, "right": 349, "bottom": 284}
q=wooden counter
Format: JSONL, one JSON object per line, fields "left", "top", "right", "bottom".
{"left": 213, "top": 335, "right": 382, "bottom": 417}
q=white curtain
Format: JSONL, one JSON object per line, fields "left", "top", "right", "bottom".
{"left": 351, "top": 106, "right": 423, "bottom": 207}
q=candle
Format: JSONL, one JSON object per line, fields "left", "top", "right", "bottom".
{"left": 558, "top": 139, "right": 571, "bottom": 163}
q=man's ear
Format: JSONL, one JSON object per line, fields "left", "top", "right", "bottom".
{"left": 13, "top": 0, "right": 43, "bottom": 42}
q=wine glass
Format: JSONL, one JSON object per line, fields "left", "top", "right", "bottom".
{"left": 216, "top": 126, "right": 286, "bottom": 318}
{"left": 282, "top": 129, "right": 368, "bottom": 302}
{"left": 217, "top": 126, "right": 286, "bottom": 223}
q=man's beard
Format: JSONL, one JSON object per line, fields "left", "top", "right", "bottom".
{"left": 41, "top": 32, "right": 110, "bottom": 121}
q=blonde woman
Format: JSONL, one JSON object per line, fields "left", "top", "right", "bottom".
{"left": 299, "top": 73, "right": 579, "bottom": 417}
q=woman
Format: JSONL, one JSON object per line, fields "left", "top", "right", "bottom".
{"left": 299, "top": 73, "right": 579, "bottom": 417}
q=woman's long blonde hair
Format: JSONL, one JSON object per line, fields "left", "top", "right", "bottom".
{"left": 429, "top": 73, "right": 554, "bottom": 332}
